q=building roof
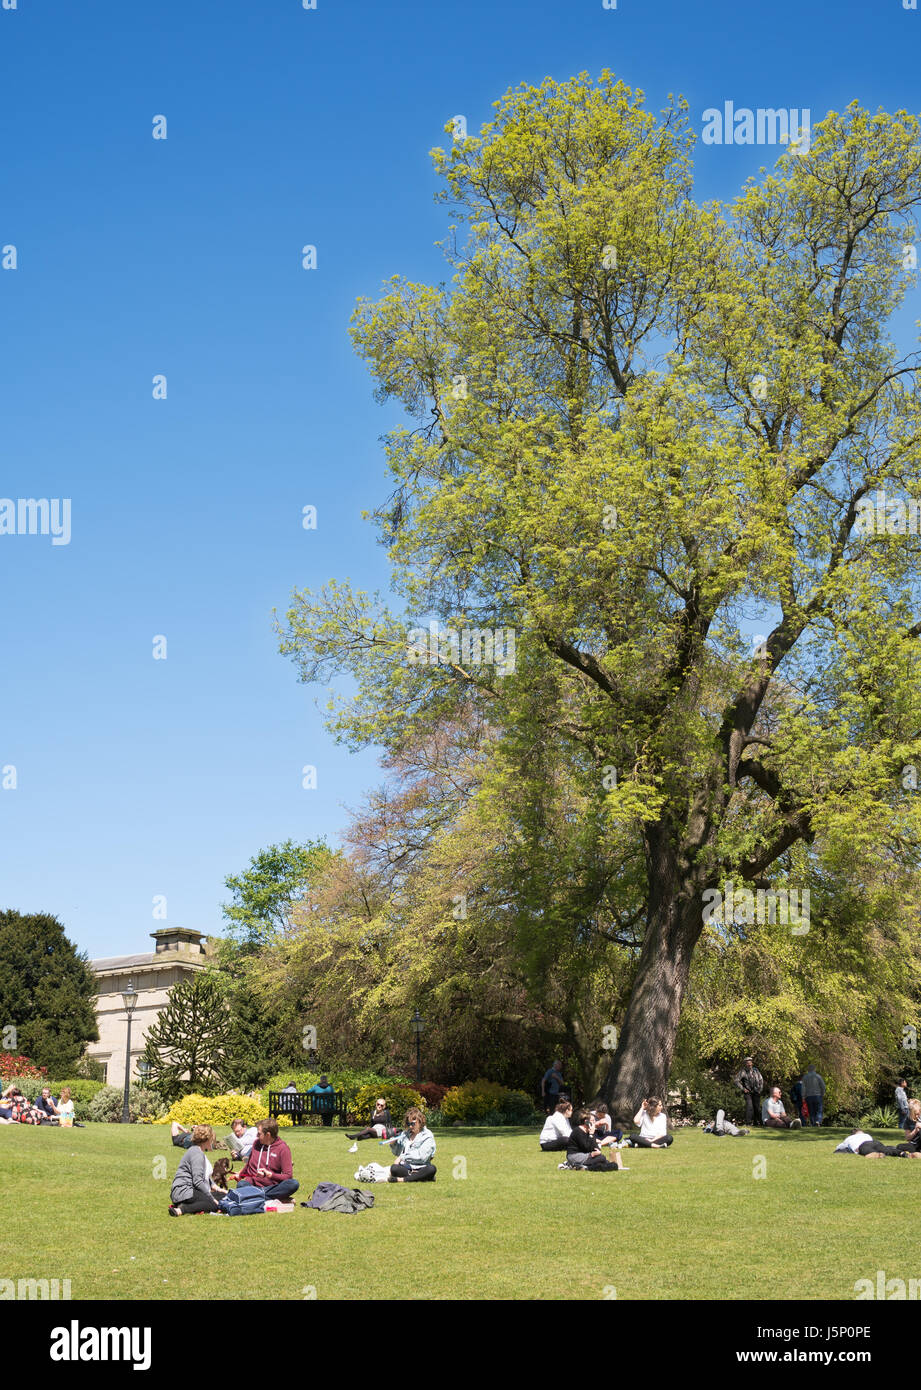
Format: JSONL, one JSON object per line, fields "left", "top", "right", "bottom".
{"left": 91, "top": 952, "right": 206, "bottom": 973}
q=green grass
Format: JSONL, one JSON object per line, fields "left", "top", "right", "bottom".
{"left": 2, "top": 1122, "right": 920, "bottom": 1300}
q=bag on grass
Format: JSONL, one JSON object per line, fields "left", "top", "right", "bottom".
{"left": 219, "top": 1182, "right": 266, "bottom": 1216}
{"left": 355, "top": 1162, "right": 391, "bottom": 1183}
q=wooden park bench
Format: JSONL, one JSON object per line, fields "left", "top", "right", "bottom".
{"left": 267, "top": 1090, "right": 348, "bottom": 1127}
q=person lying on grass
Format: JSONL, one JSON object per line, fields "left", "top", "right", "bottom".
{"left": 832, "top": 1129, "right": 901, "bottom": 1158}
{"left": 564, "top": 1109, "right": 627, "bottom": 1171}
{"left": 229, "top": 1118, "right": 300, "bottom": 1201}
{"left": 386, "top": 1107, "right": 437, "bottom": 1182}
{"left": 169, "top": 1124, "right": 227, "bottom": 1215}
{"left": 539, "top": 1099, "right": 573, "bottom": 1151}
{"left": 626, "top": 1097, "right": 673, "bottom": 1148}
{"left": 347, "top": 1097, "right": 393, "bottom": 1143}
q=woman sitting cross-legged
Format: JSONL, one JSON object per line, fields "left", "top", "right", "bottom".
{"left": 169, "top": 1124, "right": 227, "bottom": 1215}
{"left": 346, "top": 1097, "right": 393, "bottom": 1143}
{"left": 388, "top": 1107, "right": 437, "bottom": 1182}
{"left": 539, "top": 1099, "right": 573, "bottom": 1151}
{"left": 626, "top": 1097, "right": 674, "bottom": 1148}
{"left": 230, "top": 1118, "right": 300, "bottom": 1201}
{"left": 564, "top": 1109, "right": 627, "bottom": 1171}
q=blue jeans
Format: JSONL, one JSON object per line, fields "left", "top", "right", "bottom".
{"left": 806, "top": 1095, "right": 821, "bottom": 1126}
{"left": 263, "top": 1179, "right": 299, "bottom": 1200}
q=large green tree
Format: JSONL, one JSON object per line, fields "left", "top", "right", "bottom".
{"left": 0, "top": 910, "right": 98, "bottom": 1076}
{"left": 141, "top": 974, "right": 233, "bottom": 1102}
{"left": 277, "top": 75, "right": 921, "bottom": 1118}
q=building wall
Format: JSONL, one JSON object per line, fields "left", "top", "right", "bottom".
{"left": 88, "top": 960, "right": 205, "bottom": 1089}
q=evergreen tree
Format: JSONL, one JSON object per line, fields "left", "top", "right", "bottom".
{"left": 141, "top": 975, "right": 233, "bottom": 1102}
{"left": 0, "top": 909, "right": 98, "bottom": 1076}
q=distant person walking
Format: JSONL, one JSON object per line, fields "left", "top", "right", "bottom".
{"left": 895, "top": 1079, "right": 910, "bottom": 1130}
{"left": 802, "top": 1064, "right": 826, "bottom": 1126}
{"left": 541, "top": 1060, "right": 566, "bottom": 1113}
{"left": 734, "top": 1057, "right": 764, "bottom": 1127}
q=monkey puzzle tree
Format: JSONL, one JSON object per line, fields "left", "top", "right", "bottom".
{"left": 141, "top": 975, "right": 233, "bottom": 1102}
{"left": 278, "top": 74, "right": 921, "bottom": 1118}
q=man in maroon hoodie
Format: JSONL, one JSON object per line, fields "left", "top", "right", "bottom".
{"left": 232, "top": 1118, "right": 299, "bottom": 1200}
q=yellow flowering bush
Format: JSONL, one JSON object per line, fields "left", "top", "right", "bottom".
{"left": 159, "top": 1093, "right": 291, "bottom": 1128}
{"left": 441, "top": 1080, "right": 537, "bottom": 1125}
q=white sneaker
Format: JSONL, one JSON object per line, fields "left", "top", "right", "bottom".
{"left": 348, "top": 1142, "right": 358, "bottom": 1153}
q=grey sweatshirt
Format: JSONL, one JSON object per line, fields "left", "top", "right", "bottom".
{"left": 170, "top": 1145, "right": 213, "bottom": 1205}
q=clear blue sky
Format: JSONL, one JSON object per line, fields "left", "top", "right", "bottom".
{"left": 0, "top": 0, "right": 917, "bottom": 960}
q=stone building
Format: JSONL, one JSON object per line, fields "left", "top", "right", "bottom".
{"left": 87, "top": 927, "right": 211, "bottom": 1088}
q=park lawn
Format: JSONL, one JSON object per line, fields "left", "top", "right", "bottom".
{"left": 2, "top": 1122, "right": 919, "bottom": 1300}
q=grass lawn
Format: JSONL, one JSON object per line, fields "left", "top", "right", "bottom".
{"left": 2, "top": 1122, "right": 920, "bottom": 1300}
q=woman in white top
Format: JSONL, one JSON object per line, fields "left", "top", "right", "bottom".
{"left": 626, "top": 1096, "right": 673, "bottom": 1148}
{"left": 540, "top": 1100, "right": 573, "bottom": 1151}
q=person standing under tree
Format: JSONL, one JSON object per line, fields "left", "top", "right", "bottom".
{"left": 802, "top": 1064, "right": 826, "bottom": 1127}
{"left": 734, "top": 1057, "right": 764, "bottom": 1127}
{"left": 895, "top": 1079, "right": 910, "bottom": 1130}
{"left": 541, "top": 1060, "right": 566, "bottom": 1113}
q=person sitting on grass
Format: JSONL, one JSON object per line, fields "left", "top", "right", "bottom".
{"left": 762, "top": 1086, "right": 803, "bottom": 1129}
{"left": 33, "top": 1087, "right": 61, "bottom": 1125}
{"left": 55, "top": 1087, "right": 83, "bottom": 1128}
{"left": 169, "top": 1124, "right": 226, "bottom": 1215}
{"left": 626, "top": 1097, "right": 673, "bottom": 1148}
{"left": 590, "top": 1101, "right": 624, "bottom": 1146}
{"left": 347, "top": 1098, "right": 393, "bottom": 1143}
{"left": 564, "top": 1109, "right": 627, "bottom": 1171}
{"left": 387, "top": 1107, "right": 437, "bottom": 1182}
{"left": 895, "top": 1100, "right": 921, "bottom": 1157}
{"left": 832, "top": 1128, "right": 900, "bottom": 1157}
{"left": 226, "top": 1117, "right": 259, "bottom": 1160}
{"left": 540, "top": 1099, "right": 573, "bottom": 1151}
{"left": 2, "top": 1085, "right": 43, "bottom": 1125}
{"left": 230, "top": 1118, "right": 300, "bottom": 1201}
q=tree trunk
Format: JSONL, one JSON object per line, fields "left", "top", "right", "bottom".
{"left": 601, "top": 831, "right": 705, "bottom": 1123}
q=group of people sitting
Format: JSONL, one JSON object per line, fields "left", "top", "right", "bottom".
{"left": 0, "top": 1084, "right": 79, "bottom": 1126}
{"left": 540, "top": 1096, "right": 674, "bottom": 1170}
{"left": 167, "top": 1103, "right": 438, "bottom": 1213}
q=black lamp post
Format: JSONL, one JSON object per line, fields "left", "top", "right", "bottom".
{"left": 120, "top": 979, "right": 138, "bottom": 1123}
{"left": 411, "top": 1009, "right": 424, "bottom": 1083}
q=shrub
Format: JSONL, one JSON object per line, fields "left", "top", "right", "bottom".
{"left": 87, "top": 1085, "right": 166, "bottom": 1124}
{"left": 161, "top": 1092, "right": 290, "bottom": 1129}
{"left": 426, "top": 1108, "right": 444, "bottom": 1128}
{"left": 441, "top": 1079, "right": 539, "bottom": 1126}
{"left": 352, "top": 1082, "right": 424, "bottom": 1123}
{"left": 417, "top": 1082, "right": 449, "bottom": 1109}
{"left": 860, "top": 1105, "right": 899, "bottom": 1130}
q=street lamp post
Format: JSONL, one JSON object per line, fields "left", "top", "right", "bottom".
{"left": 411, "top": 1009, "right": 424, "bottom": 1084}
{"left": 120, "top": 979, "right": 138, "bottom": 1124}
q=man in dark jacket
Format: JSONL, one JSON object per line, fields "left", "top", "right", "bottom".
{"left": 734, "top": 1057, "right": 764, "bottom": 1127}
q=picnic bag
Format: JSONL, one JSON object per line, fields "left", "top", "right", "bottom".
{"left": 219, "top": 1182, "right": 266, "bottom": 1216}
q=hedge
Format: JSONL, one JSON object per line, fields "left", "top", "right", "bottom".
{"left": 160, "top": 1093, "right": 291, "bottom": 1129}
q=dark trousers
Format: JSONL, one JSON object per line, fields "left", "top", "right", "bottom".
{"left": 764, "top": 1116, "right": 792, "bottom": 1128}
{"left": 173, "top": 1192, "right": 221, "bottom": 1214}
{"left": 743, "top": 1093, "right": 760, "bottom": 1126}
{"left": 320, "top": 1113, "right": 334, "bottom": 1127}
{"left": 262, "top": 1179, "right": 299, "bottom": 1200}
{"left": 857, "top": 1140, "right": 899, "bottom": 1156}
{"left": 390, "top": 1163, "right": 436, "bottom": 1182}
{"left": 627, "top": 1134, "right": 673, "bottom": 1147}
{"left": 540, "top": 1138, "right": 569, "bottom": 1151}
{"left": 806, "top": 1095, "right": 821, "bottom": 1126}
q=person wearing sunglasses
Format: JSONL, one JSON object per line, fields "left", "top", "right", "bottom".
{"left": 386, "top": 1107, "right": 437, "bottom": 1182}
